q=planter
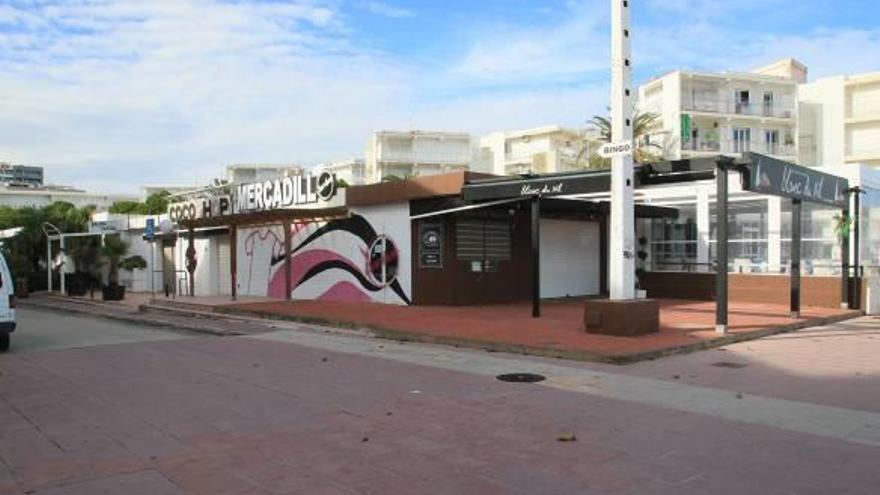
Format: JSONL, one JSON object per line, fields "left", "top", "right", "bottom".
{"left": 102, "top": 284, "right": 126, "bottom": 301}
{"left": 65, "top": 272, "right": 91, "bottom": 297}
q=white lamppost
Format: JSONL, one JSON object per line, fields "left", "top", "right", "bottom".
{"left": 608, "top": 0, "right": 635, "bottom": 300}
{"left": 41, "top": 222, "right": 65, "bottom": 294}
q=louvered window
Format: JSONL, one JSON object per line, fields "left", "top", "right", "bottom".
{"left": 455, "top": 218, "right": 511, "bottom": 262}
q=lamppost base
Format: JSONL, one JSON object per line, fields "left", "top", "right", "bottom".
{"left": 715, "top": 324, "right": 728, "bottom": 335}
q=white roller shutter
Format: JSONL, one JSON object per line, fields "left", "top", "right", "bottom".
{"left": 540, "top": 219, "right": 600, "bottom": 298}
{"left": 216, "top": 235, "right": 231, "bottom": 296}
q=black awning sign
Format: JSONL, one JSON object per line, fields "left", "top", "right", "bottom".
{"left": 742, "top": 153, "right": 848, "bottom": 207}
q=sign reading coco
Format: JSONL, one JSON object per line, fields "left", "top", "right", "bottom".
{"left": 235, "top": 171, "right": 337, "bottom": 213}
{"left": 168, "top": 171, "right": 338, "bottom": 222}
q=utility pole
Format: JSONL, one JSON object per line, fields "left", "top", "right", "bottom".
{"left": 609, "top": 0, "right": 635, "bottom": 300}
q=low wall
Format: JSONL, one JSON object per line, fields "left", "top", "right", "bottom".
{"left": 641, "top": 271, "right": 865, "bottom": 309}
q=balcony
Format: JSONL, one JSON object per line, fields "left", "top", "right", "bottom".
{"left": 845, "top": 107, "right": 880, "bottom": 123}
{"left": 682, "top": 139, "right": 796, "bottom": 157}
{"left": 845, "top": 144, "right": 880, "bottom": 161}
{"left": 378, "top": 151, "right": 472, "bottom": 165}
{"left": 682, "top": 97, "right": 796, "bottom": 120}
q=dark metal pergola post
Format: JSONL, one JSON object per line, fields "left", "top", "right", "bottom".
{"left": 790, "top": 199, "right": 802, "bottom": 317}
{"left": 283, "top": 219, "right": 292, "bottom": 300}
{"left": 531, "top": 195, "right": 541, "bottom": 318}
{"left": 187, "top": 227, "right": 196, "bottom": 297}
{"left": 852, "top": 188, "right": 862, "bottom": 310}
{"left": 841, "top": 204, "right": 850, "bottom": 309}
{"left": 230, "top": 224, "right": 238, "bottom": 302}
{"left": 715, "top": 158, "right": 731, "bottom": 334}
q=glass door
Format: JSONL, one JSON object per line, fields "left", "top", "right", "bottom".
{"left": 733, "top": 128, "right": 751, "bottom": 153}
{"left": 735, "top": 90, "right": 751, "bottom": 114}
{"left": 763, "top": 92, "right": 774, "bottom": 117}
{"left": 764, "top": 129, "right": 779, "bottom": 155}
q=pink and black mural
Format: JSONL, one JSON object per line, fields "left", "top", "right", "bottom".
{"left": 237, "top": 206, "right": 412, "bottom": 305}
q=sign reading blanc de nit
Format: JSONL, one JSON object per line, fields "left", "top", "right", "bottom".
{"left": 167, "top": 171, "right": 338, "bottom": 222}
{"left": 741, "top": 152, "right": 848, "bottom": 208}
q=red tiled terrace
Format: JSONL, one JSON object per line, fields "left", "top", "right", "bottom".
{"left": 212, "top": 298, "right": 860, "bottom": 363}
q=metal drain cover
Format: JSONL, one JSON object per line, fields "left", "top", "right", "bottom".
{"left": 496, "top": 373, "right": 546, "bottom": 383}
{"left": 711, "top": 361, "right": 748, "bottom": 369}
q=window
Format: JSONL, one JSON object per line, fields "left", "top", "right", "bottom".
{"left": 735, "top": 90, "right": 751, "bottom": 114}
{"left": 710, "top": 199, "right": 769, "bottom": 272}
{"left": 649, "top": 205, "right": 698, "bottom": 271}
{"left": 763, "top": 91, "right": 774, "bottom": 117}
{"left": 456, "top": 217, "right": 511, "bottom": 271}
{"left": 733, "top": 128, "right": 751, "bottom": 153}
{"left": 764, "top": 129, "right": 779, "bottom": 155}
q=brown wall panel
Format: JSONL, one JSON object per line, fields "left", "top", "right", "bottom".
{"left": 641, "top": 271, "right": 864, "bottom": 309}
{"left": 411, "top": 210, "right": 532, "bottom": 306}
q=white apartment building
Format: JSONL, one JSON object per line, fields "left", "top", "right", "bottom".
{"left": 225, "top": 163, "right": 304, "bottom": 184}
{"left": 799, "top": 71, "right": 880, "bottom": 168}
{"left": 639, "top": 58, "right": 804, "bottom": 162}
{"left": 317, "top": 159, "right": 366, "bottom": 186}
{"left": 364, "top": 130, "right": 472, "bottom": 183}
{"left": 0, "top": 184, "right": 136, "bottom": 210}
{"left": 478, "top": 125, "right": 587, "bottom": 175}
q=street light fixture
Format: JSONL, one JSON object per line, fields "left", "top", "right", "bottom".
{"left": 41, "top": 222, "right": 66, "bottom": 295}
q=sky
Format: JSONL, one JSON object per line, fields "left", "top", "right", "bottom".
{"left": 1, "top": 0, "right": 879, "bottom": 194}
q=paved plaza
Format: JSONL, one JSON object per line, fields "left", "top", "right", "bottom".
{"left": 0, "top": 307, "right": 879, "bottom": 494}
{"left": 220, "top": 297, "right": 857, "bottom": 362}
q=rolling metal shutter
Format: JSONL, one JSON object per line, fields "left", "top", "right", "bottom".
{"left": 540, "top": 219, "right": 600, "bottom": 298}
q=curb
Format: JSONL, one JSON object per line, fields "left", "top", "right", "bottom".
{"left": 19, "top": 298, "right": 242, "bottom": 336}
{"left": 210, "top": 305, "right": 865, "bottom": 365}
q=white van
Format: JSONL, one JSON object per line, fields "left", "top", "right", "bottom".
{"left": 0, "top": 252, "right": 16, "bottom": 351}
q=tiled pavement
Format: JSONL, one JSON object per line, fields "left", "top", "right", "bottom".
{"left": 1, "top": 308, "right": 880, "bottom": 493}
{"left": 221, "top": 298, "right": 858, "bottom": 361}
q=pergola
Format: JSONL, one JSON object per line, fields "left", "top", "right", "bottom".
{"left": 460, "top": 153, "right": 858, "bottom": 330}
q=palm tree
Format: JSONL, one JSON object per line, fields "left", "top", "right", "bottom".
{"left": 586, "top": 111, "right": 663, "bottom": 164}
{"left": 101, "top": 235, "right": 129, "bottom": 287}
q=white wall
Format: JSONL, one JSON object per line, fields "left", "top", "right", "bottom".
{"left": 234, "top": 202, "right": 412, "bottom": 304}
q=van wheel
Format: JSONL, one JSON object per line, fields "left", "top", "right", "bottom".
{"left": 0, "top": 334, "right": 8, "bottom": 352}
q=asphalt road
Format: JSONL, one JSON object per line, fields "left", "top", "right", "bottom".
{"left": 5, "top": 307, "right": 197, "bottom": 353}
{"left": 1, "top": 307, "right": 879, "bottom": 494}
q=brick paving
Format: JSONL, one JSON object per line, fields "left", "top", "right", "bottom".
{"left": 618, "top": 315, "right": 880, "bottom": 414}
{"left": 0, "top": 330, "right": 880, "bottom": 494}
{"left": 220, "top": 298, "right": 858, "bottom": 362}
{"left": 1, "top": 310, "right": 879, "bottom": 494}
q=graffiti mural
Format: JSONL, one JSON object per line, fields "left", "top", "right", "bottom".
{"left": 237, "top": 204, "right": 411, "bottom": 304}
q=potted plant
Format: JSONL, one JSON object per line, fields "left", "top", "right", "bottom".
{"left": 833, "top": 212, "right": 852, "bottom": 246}
{"left": 101, "top": 236, "right": 143, "bottom": 301}
{"left": 635, "top": 236, "right": 649, "bottom": 298}
{"left": 68, "top": 238, "right": 103, "bottom": 297}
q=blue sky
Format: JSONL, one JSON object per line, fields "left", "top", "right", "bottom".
{"left": 1, "top": 0, "right": 879, "bottom": 193}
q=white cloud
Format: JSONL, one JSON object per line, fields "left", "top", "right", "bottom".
{"left": 361, "top": 1, "right": 414, "bottom": 19}
{"left": 1, "top": 0, "right": 877, "bottom": 195}
{"left": 454, "top": 1, "right": 608, "bottom": 82}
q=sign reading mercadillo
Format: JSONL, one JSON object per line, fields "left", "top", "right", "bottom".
{"left": 168, "top": 171, "right": 338, "bottom": 222}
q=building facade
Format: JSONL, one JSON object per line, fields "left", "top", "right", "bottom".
{"left": 226, "top": 164, "right": 305, "bottom": 184}
{"left": 364, "top": 130, "right": 473, "bottom": 183}
{"left": 799, "top": 71, "right": 880, "bottom": 168}
{"left": 478, "top": 126, "right": 587, "bottom": 175}
{"left": 0, "top": 184, "right": 136, "bottom": 210}
{"left": 639, "top": 59, "right": 803, "bottom": 162}
{"left": 318, "top": 159, "right": 366, "bottom": 186}
{"left": 0, "top": 163, "right": 43, "bottom": 187}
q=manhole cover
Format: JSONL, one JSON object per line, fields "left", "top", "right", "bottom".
{"left": 711, "top": 361, "right": 748, "bottom": 369}
{"left": 496, "top": 373, "right": 546, "bottom": 383}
